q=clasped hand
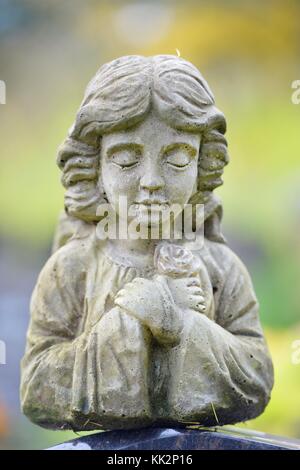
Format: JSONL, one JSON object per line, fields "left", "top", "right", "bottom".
{"left": 114, "top": 275, "right": 206, "bottom": 345}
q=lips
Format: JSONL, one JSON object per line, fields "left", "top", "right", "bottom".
{"left": 134, "top": 199, "right": 169, "bottom": 205}
{"left": 133, "top": 201, "right": 169, "bottom": 212}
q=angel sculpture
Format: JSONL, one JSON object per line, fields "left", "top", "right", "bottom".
{"left": 21, "top": 55, "right": 273, "bottom": 430}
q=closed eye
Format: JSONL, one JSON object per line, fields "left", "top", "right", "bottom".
{"left": 108, "top": 145, "right": 142, "bottom": 169}
{"left": 114, "top": 160, "right": 139, "bottom": 169}
{"left": 163, "top": 143, "right": 196, "bottom": 169}
{"left": 167, "top": 159, "right": 190, "bottom": 168}
{"left": 165, "top": 152, "right": 192, "bottom": 169}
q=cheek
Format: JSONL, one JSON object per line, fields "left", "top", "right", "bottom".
{"left": 164, "top": 163, "right": 198, "bottom": 203}
{"left": 101, "top": 162, "right": 141, "bottom": 204}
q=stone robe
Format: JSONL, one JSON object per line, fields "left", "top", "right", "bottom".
{"left": 20, "top": 230, "right": 273, "bottom": 430}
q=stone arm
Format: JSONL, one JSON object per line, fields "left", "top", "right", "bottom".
{"left": 168, "top": 251, "right": 274, "bottom": 424}
{"left": 20, "top": 249, "right": 101, "bottom": 429}
{"left": 20, "top": 249, "right": 152, "bottom": 430}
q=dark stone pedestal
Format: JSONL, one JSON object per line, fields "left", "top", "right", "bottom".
{"left": 49, "top": 426, "right": 300, "bottom": 450}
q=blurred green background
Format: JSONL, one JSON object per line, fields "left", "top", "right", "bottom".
{"left": 0, "top": 0, "right": 299, "bottom": 449}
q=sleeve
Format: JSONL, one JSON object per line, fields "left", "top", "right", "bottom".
{"left": 20, "top": 246, "right": 152, "bottom": 430}
{"left": 168, "top": 250, "right": 274, "bottom": 425}
{"left": 20, "top": 247, "right": 87, "bottom": 429}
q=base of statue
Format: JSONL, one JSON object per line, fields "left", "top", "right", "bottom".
{"left": 49, "top": 426, "right": 300, "bottom": 450}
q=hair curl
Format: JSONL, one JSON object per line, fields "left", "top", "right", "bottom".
{"left": 57, "top": 55, "right": 229, "bottom": 223}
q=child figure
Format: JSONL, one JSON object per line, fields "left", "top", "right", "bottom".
{"left": 21, "top": 55, "right": 273, "bottom": 430}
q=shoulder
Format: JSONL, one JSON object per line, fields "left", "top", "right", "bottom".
{"left": 37, "top": 235, "right": 94, "bottom": 286}
{"left": 200, "top": 241, "right": 258, "bottom": 321}
{"left": 196, "top": 239, "right": 254, "bottom": 289}
{"left": 205, "top": 239, "right": 247, "bottom": 272}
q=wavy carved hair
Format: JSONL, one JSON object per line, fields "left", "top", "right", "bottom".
{"left": 57, "top": 55, "right": 229, "bottom": 223}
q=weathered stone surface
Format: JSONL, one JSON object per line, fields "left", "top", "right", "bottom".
{"left": 20, "top": 55, "right": 274, "bottom": 431}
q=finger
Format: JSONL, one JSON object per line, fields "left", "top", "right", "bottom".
{"left": 188, "top": 287, "right": 203, "bottom": 295}
{"left": 124, "top": 282, "right": 136, "bottom": 290}
{"left": 186, "top": 278, "right": 201, "bottom": 287}
{"left": 116, "top": 288, "right": 126, "bottom": 297}
{"left": 196, "top": 304, "right": 206, "bottom": 313}
{"left": 122, "top": 283, "right": 138, "bottom": 294}
{"left": 192, "top": 299, "right": 206, "bottom": 311}
{"left": 115, "top": 295, "right": 130, "bottom": 309}
{"left": 115, "top": 290, "right": 132, "bottom": 302}
{"left": 115, "top": 294, "right": 125, "bottom": 304}
{"left": 189, "top": 294, "right": 205, "bottom": 303}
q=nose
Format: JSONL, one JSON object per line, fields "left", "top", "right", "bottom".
{"left": 139, "top": 164, "right": 165, "bottom": 191}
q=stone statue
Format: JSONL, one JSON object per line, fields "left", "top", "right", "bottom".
{"left": 20, "top": 55, "right": 273, "bottom": 431}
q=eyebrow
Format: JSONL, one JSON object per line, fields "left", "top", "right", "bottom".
{"left": 161, "top": 142, "right": 198, "bottom": 157}
{"left": 106, "top": 142, "right": 143, "bottom": 157}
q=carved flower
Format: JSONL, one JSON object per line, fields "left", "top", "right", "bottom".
{"left": 154, "top": 242, "right": 201, "bottom": 278}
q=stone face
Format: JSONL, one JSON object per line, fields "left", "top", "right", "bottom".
{"left": 20, "top": 55, "right": 274, "bottom": 431}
